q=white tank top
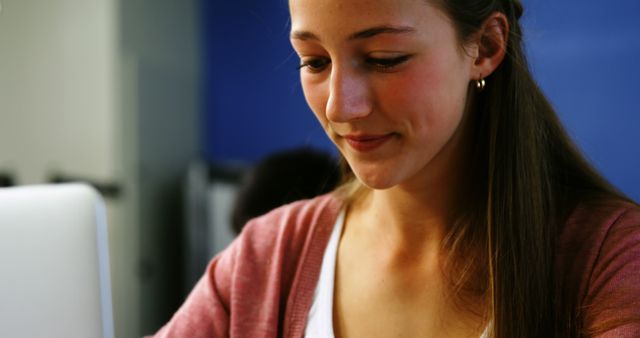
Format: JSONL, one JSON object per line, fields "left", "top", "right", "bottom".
{"left": 303, "top": 209, "right": 490, "bottom": 338}
{"left": 304, "top": 209, "right": 344, "bottom": 338}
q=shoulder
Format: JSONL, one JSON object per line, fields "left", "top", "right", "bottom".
{"left": 218, "top": 192, "right": 343, "bottom": 266}
{"left": 558, "top": 199, "right": 640, "bottom": 335}
{"left": 212, "top": 193, "right": 343, "bottom": 303}
{"left": 566, "top": 198, "right": 639, "bottom": 231}
{"left": 237, "top": 193, "right": 343, "bottom": 255}
{"left": 149, "top": 194, "right": 344, "bottom": 338}
{"left": 559, "top": 199, "right": 640, "bottom": 258}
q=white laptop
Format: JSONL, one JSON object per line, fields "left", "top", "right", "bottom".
{"left": 0, "top": 184, "right": 114, "bottom": 338}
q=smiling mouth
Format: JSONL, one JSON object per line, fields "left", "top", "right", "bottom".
{"left": 343, "top": 133, "right": 395, "bottom": 152}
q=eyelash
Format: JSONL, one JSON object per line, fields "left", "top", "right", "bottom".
{"left": 298, "top": 55, "right": 412, "bottom": 73}
{"left": 297, "top": 58, "right": 330, "bottom": 73}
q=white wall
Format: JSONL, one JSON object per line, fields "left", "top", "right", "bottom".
{"left": 0, "top": 0, "right": 119, "bottom": 183}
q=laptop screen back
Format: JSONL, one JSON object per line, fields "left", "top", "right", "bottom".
{"left": 0, "top": 184, "right": 114, "bottom": 338}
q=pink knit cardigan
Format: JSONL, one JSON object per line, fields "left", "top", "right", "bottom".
{"left": 149, "top": 194, "right": 640, "bottom": 337}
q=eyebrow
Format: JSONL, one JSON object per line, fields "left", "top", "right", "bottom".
{"left": 290, "top": 25, "right": 416, "bottom": 41}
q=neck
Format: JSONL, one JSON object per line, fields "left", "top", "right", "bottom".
{"left": 349, "top": 173, "right": 459, "bottom": 261}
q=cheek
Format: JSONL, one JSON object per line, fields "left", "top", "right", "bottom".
{"left": 378, "top": 60, "right": 468, "bottom": 129}
{"left": 376, "top": 67, "right": 445, "bottom": 124}
{"left": 301, "top": 79, "right": 329, "bottom": 127}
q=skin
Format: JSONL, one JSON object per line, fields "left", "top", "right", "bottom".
{"left": 289, "top": 0, "right": 507, "bottom": 336}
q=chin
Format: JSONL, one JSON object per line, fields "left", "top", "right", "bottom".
{"left": 344, "top": 156, "right": 406, "bottom": 190}
{"left": 352, "top": 170, "right": 398, "bottom": 190}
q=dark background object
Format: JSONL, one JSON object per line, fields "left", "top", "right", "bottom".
{"left": 231, "top": 148, "right": 340, "bottom": 234}
{"left": 49, "top": 173, "right": 121, "bottom": 198}
{"left": 0, "top": 173, "right": 15, "bottom": 187}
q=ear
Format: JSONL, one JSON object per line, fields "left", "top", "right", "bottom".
{"left": 470, "top": 12, "right": 509, "bottom": 81}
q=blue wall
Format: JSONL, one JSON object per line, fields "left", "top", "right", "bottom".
{"left": 201, "top": 0, "right": 334, "bottom": 164}
{"left": 202, "top": 0, "right": 639, "bottom": 201}
{"left": 522, "top": 0, "right": 640, "bottom": 201}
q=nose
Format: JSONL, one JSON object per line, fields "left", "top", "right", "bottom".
{"left": 325, "top": 65, "right": 372, "bottom": 123}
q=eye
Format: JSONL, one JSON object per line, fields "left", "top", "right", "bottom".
{"left": 366, "top": 54, "right": 412, "bottom": 71}
{"left": 298, "top": 57, "right": 331, "bottom": 73}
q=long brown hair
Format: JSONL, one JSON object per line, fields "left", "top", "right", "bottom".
{"left": 335, "top": 0, "right": 633, "bottom": 336}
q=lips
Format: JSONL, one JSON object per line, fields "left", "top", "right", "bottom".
{"left": 343, "top": 133, "right": 394, "bottom": 152}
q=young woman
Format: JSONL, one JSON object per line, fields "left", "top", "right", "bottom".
{"left": 150, "top": 0, "right": 640, "bottom": 337}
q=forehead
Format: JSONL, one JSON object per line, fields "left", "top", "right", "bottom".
{"left": 290, "top": 0, "right": 447, "bottom": 39}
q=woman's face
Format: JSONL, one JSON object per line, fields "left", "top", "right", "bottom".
{"left": 290, "top": 0, "right": 476, "bottom": 190}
